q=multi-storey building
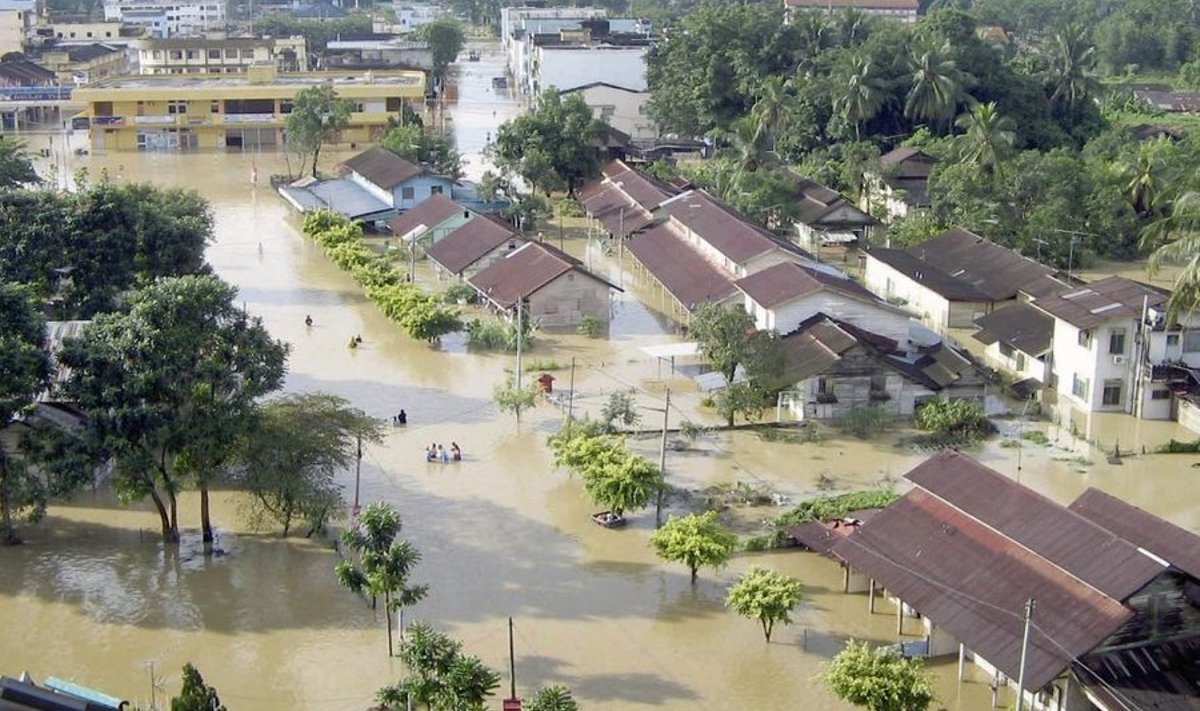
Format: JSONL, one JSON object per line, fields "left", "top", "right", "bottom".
{"left": 40, "top": 43, "right": 128, "bottom": 84}
{"left": 0, "top": 0, "right": 35, "bottom": 55}
{"left": 136, "top": 35, "right": 308, "bottom": 74}
{"left": 72, "top": 65, "right": 425, "bottom": 150}
{"left": 103, "top": 0, "right": 225, "bottom": 37}
{"left": 784, "top": 0, "right": 919, "bottom": 25}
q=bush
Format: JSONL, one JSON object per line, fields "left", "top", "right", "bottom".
{"left": 557, "top": 197, "right": 584, "bottom": 218}
{"left": 466, "top": 317, "right": 534, "bottom": 351}
{"left": 577, "top": 314, "right": 603, "bottom": 337}
{"left": 442, "top": 283, "right": 476, "bottom": 304}
{"left": 838, "top": 406, "right": 892, "bottom": 438}
{"left": 775, "top": 490, "right": 899, "bottom": 527}
{"left": 1159, "top": 438, "right": 1200, "bottom": 453}
{"left": 1021, "top": 430, "right": 1051, "bottom": 446}
{"left": 915, "top": 398, "right": 995, "bottom": 442}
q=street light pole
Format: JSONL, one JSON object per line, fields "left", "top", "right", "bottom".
{"left": 1015, "top": 598, "right": 1036, "bottom": 711}
{"left": 655, "top": 389, "right": 670, "bottom": 527}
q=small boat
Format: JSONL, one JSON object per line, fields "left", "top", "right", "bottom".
{"left": 467, "top": 51, "right": 480, "bottom": 61}
{"left": 591, "top": 511, "right": 626, "bottom": 528}
{"left": 492, "top": 76, "right": 508, "bottom": 89}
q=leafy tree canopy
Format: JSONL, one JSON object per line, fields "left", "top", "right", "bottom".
{"left": 725, "top": 566, "right": 804, "bottom": 642}
{"left": 823, "top": 639, "right": 935, "bottom": 711}
{"left": 649, "top": 510, "right": 737, "bottom": 583}
{"left": 492, "top": 91, "right": 606, "bottom": 195}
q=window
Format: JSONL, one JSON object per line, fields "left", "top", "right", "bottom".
{"left": 1168, "top": 333, "right": 1181, "bottom": 346}
{"left": 1072, "top": 374, "right": 1090, "bottom": 400}
{"left": 1185, "top": 331, "right": 1200, "bottom": 353}
{"left": 401, "top": 187, "right": 414, "bottom": 200}
{"left": 208, "top": 49, "right": 220, "bottom": 59}
{"left": 186, "top": 50, "right": 198, "bottom": 60}
{"left": 430, "top": 185, "right": 443, "bottom": 195}
{"left": 279, "top": 99, "right": 293, "bottom": 114}
{"left": 1152, "top": 389, "right": 1171, "bottom": 400}
{"left": 240, "top": 49, "right": 254, "bottom": 59}
{"left": 152, "top": 49, "right": 162, "bottom": 59}
{"left": 998, "top": 342, "right": 1015, "bottom": 358}
{"left": 1109, "top": 329, "right": 1126, "bottom": 354}
{"left": 816, "top": 376, "right": 837, "bottom": 403}
{"left": 169, "top": 50, "right": 183, "bottom": 60}
{"left": 167, "top": 100, "right": 187, "bottom": 114}
{"left": 1102, "top": 379, "right": 1122, "bottom": 406}
{"left": 1015, "top": 353, "right": 1026, "bottom": 371}
{"left": 210, "top": 100, "right": 220, "bottom": 113}
{"left": 1077, "top": 328, "right": 1092, "bottom": 348}
{"left": 225, "top": 48, "right": 238, "bottom": 59}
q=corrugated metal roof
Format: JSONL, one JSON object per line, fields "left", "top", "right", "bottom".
{"left": 426, "top": 216, "right": 518, "bottom": 275}
{"left": 734, "top": 260, "right": 880, "bottom": 309}
{"left": 307, "top": 178, "right": 394, "bottom": 220}
{"left": 865, "top": 247, "right": 992, "bottom": 302}
{"left": 832, "top": 487, "right": 1135, "bottom": 692}
{"left": 388, "top": 194, "right": 469, "bottom": 240}
{"left": 1032, "top": 275, "right": 1169, "bottom": 330}
{"left": 340, "top": 146, "right": 423, "bottom": 190}
{"left": 791, "top": 176, "right": 876, "bottom": 229}
{"left": 1076, "top": 637, "right": 1200, "bottom": 711}
{"left": 973, "top": 303, "right": 1054, "bottom": 355}
{"left": 879, "top": 147, "right": 935, "bottom": 179}
{"left": 626, "top": 222, "right": 739, "bottom": 310}
{"left": 778, "top": 316, "right": 857, "bottom": 383}
{"left": 580, "top": 161, "right": 678, "bottom": 237}
{"left": 468, "top": 241, "right": 618, "bottom": 308}
{"left": 1069, "top": 488, "right": 1200, "bottom": 581}
{"left": 906, "top": 451, "right": 1167, "bottom": 601}
{"left": 906, "top": 229, "right": 1065, "bottom": 302}
{"left": 657, "top": 189, "right": 787, "bottom": 265}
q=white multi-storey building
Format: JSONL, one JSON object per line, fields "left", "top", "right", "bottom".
{"left": 104, "top": 0, "right": 225, "bottom": 37}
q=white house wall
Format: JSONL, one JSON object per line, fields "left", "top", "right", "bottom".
{"left": 982, "top": 342, "right": 1048, "bottom": 383}
{"left": 864, "top": 257, "right": 951, "bottom": 329}
{"left": 534, "top": 45, "right": 648, "bottom": 94}
{"left": 749, "top": 291, "right": 914, "bottom": 342}
{"left": 1052, "top": 317, "right": 1137, "bottom": 413}
{"left": 566, "top": 84, "right": 657, "bottom": 139}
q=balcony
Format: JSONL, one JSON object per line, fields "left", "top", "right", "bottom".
{"left": 133, "top": 115, "right": 177, "bottom": 125}
{"left": 222, "top": 113, "right": 278, "bottom": 124}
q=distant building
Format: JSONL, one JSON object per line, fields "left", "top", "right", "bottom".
{"left": 468, "top": 241, "right": 620, "bottom": 329}
{"left": 39, "top": 43, "right": 127, "bottom": 84}
{"left": 0, "top": 57, "right": 56, "bottom": 86}
{"left": 784, "top": 0, "right": 918, "bottom": 25}
{"left": 558, "top": 82, "right": 656, "bottom": 141}
{"left": 425, "top": 215, "right": 523, "bottom": 281}
{"left": 73, "top": 67, "right": 425, "bottom": 150}
{"left": 321, "top": 37, "right": 433, "bottom": 71}
{"left": 137, "top": 35, "right": 309, "bottom": 75}
{"left": 790, "top": 176, "right": 877, "bottom": 251}
{"left": 869, "top": 147, "right": 936, "bottom": 222}
{"left": 289, "top": 1, "right": 346, "bottom": 21}
{"left": 103, "top": 0, "right": 226, "bottom": 37}
{"left": 0, "top": 0, "right": 35, "bottom": 56}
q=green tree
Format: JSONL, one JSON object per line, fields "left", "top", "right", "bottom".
{"left": 689, "top": 304, "right": 784, "bottom": 416}
{"left": 420, "top": 18, "right": 465, "bottom": 86}
{"left": 286, "top": 84, "right": 354, "bottom": 178}
{"left": 527, "top": 686, "right": 580, "bottom": 711}
{"left": 750, "top": 76, "right": 795, "bottom": 149}
{"left": 336, "top": 502, "right": 428, "bottom": 656}
{"left": 954, "top": 101, "right": 1016, "bottom": 175}
{"left": 379, "top": 622, "right": 501, "bottom": 711}
{"left": 713, "top": 381, "right": 770, "bottom": 428}
{"left": 380, "top": 122, "right": 463, "bottom": 180}
{"left": 0, "top": 283, "right": 51, "bottom": 545}
{"left": 823, "top": 640, "right": 935, "bottom": 711}
{"left": 492, "top": 92, "right": 606, "bottom": 195}
{"left": 725, "top": 566, "right": 804, "bottom": 642}
{"left": 171, "top": 663, "right": 226, "bottom": 711}
{"left": 600, "top": 389, "right": 640, "bottom": 432}
{"left": 582, "top": 452, "right": 661, "bottom": 519}
{"left": 493, "top": 376, "right": 539, "bottom": 422}
{"left": 650, "top": 511, "right": 737, "bottom": 583}
{"left": 398, "top": 296, "right": 462, "bottom": 343}
{"left": 239, "top": 393, "right": 382, "bottom": 537}
{"left": 839, "top": 56, "right": 889, "bottom": 140}
{"left": 0, "top": 137, "right": 39, "bottom": 189}
{"left": 1044, "top": 27, "right": 1097, "bottom": 116}
{"left": 905, "top": 45, "right": 963, "bottom": 130}
{"left": 59, "top": 275, "right": 288, "bottom": 544}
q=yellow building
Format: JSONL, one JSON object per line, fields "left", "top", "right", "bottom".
{"left": 72, "top": 65, "right": 426, "bottom": 151}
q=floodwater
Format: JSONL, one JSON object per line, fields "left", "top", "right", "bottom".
{"left": 2, "top": 41, "right": 1200, "bottom": 711}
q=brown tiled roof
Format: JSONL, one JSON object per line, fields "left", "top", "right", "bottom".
{"left": 626, "top": 222, "right": 739, "bottom": 310}
{"left": 388, "top": 194, "right": 469, "bottom": 239}
{"left": 787, "top": 0, "right": 917, "bottom": 8}
{"left": 340, "top": 147, "right": 423, "bottom": 190}
{"left": 580, "top": 160, "right": 678, "bottom": 237}
{"left": 426, "top": 216, "right": 517, "bottom": 275}
{"left": 906, "top": 451, "right": 1167, "bottom": 601}
{"left": 832, "top": 486, "right": 1135, "bottom": 692}
{"left": 734, "top": 261, "right": 880, "bottom": 309}
{"left": 973, "top": 303, "right": 1054, "bottom": 355}
{"left": 1032, "top": 276, "right": 1169, "bottom": 330}
{"left": 468, "top": 241, "right": 618, "bottom": 308}
{"left": 779, "top": 315, "right": 860, "bottom": 383}
{"left": 1068, "top": 488, "right": 1200, "bottom": 581}
{"left": 656, "top": 189, "right": 794, "bottom": 265}
{"left": 791, "top": 176, "right": 876, "bottom": 229}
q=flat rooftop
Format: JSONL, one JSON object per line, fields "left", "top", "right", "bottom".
{"left": 83, "top": 71, "right": 423, "bottom": 89}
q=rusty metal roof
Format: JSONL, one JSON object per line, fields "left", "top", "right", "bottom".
{"left": 388, "top": 194, "right": 469, "bottom": 240}
{"left": 340, "top": 147, "right": 423, "bottom": 190}
{"left": 1032, "top": 275, "right": 1169, "bottom": 330}
{"left": 832, "top": 487, "right": 1135, "bottom": 692}
{"left": 907, "top": 451, "right": 1166, "bottom": 601}
{"left": 905, "top": 229, "right": 1065, "bottom": 301}
{"left": 425, "top": 216, "right": 518, "bottom": 275}
{"left": 468, "top": 241, "right": 618, "bottom": 308}
{"left": 973, "top": 303, "right": 1055, "bottom": 355}
{"left": 656, "top": 189, "right": 791, "bottom": 265}
{"left": 626, "top": 222, "right": 739, "bottom": 310}
{"left": 1069, "top": 488, "right": 1200, "bottom": 581}
{"left": 734, "top": 260, "right": 881, "bottom": 309}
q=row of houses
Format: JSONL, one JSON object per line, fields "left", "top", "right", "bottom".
{"left": 787, "top": 450, "right": 1200, "bottom": 711}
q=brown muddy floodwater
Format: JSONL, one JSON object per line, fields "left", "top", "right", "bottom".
{"left": 3, "top": 43, "right": 1200, "bottom": 711}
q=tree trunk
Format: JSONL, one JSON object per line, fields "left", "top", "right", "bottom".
{"left": 311, "top": 145, "right": 322, "bottom": 178}
{"left": 763, "top": 619, "right": 773, "bottom": 643}
{"left": 167, "top": 489, "right": 180, "bottom": 544}
{"left": 200, "top": 483, "right": 214, "bottom": 553}
{"left": 146, "top": 487, "right": 174, "bottom": 543}
{"left": 384, "top": 590, "right": 393, "bottom": 656}
{"left": 689, "top": 565, "right": 698, "bottom": 585}
{"left": 0, "top": 456, "right": 18, "bottom": 546}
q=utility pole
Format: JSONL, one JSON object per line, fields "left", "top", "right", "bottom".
{"left": 1015, "top": 598, "right": 1036, "bottom": 711}
{"left": 655, "top": 389, "right": 670, "bottom": 527}
{"left": 515, "top": 298, "right": 523, "bottom": 391}
{"left": 508, "top": 616, "right": 518, "bottom": 701}
{"left": 567, "top": 357, "right": 576, "bottom": 421}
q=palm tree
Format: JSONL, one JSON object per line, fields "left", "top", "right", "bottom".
{"left": 792, "top": 11, "right": 830, "bottom": 76}
{"left": 1143, "top": 189, "right": 1200, "bottom": 318}
{"left": 1045, "top": 26, "right": 1097, "bottom": 115}
{"left": 750, "top": 76, "right": 793, "bottom": 149}
{"left": 905, "top": 45, "right": 962, "bottom": 131}
{"left": 839, "top": 56, "right": 889, "bottom": 140}
{"left": 1123, "top": 139, "right": 1168, "bottom": 216}
{"left": 954, "top": 101, "right": 1016, "bottom": 175}
{"left": 721, "top": 117, "right": 778, "bottom": 178}
{"left": 833, "top": 7, "right": 870, "bottom": 48}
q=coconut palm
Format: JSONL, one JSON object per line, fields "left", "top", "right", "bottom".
{"left": 905, "top": 45, "right": 963, "bottom": 130}
{"left": 1045, "top": 26, "right": 1097, "bottom": 114}
{"left": 839, "top": 56, "right": 889, "bottom": 140}
{"left": 792, "top": 11, "right": 831, "bottom": 75}
{"left": 1143, "top": 189, "right": 1200, "bottom": 318}
{"left": 721, "top": 117, "right": 778, "bottom": 178}
{"left": 1123, "top": 139, "right": 1170, "bottom": 216}
{"left": 750, "top": 76, "right": 794, "bottom": 149}
{"left": 954, "top": 101, "right": 1016, "bottom": 175}
{"left": 833, "top": 7, "right": 870, "bottom": 48}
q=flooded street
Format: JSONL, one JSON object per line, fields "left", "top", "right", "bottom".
{"left": 2, "top": 41, "right": 1199, "bottom": 711}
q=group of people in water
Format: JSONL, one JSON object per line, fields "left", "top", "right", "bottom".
{"left": 426, "top": 442, "right": 462, "bottom": 463}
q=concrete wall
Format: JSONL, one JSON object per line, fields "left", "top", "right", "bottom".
{"left": 1052, "top": 316, "right": 1136, "bottom": 413}
{"left": 797, "top": 350, "right": 937, "bottom": 420}
{"left": 0, "top": 3, "right": 33, "bottom": 56}
{"left": 526, "top": 270, "right": 610, "bottom": 328}
{"left": 387, "top": 175, "right": 454, "bottom": 211}
{"left": 534, "top": 45, "right": 647, "bottom": 94}
{"left": 561, "top": 83, "right": 656, "bottom": 139}
{"left": 750, "top": 291, "right": 913, "bottom": 342}
{"left": 982, "top": 341, "right": 1049, "bottom": 383}
{"left": 1178, "top": 398, "right": 1200, "bottom": 435}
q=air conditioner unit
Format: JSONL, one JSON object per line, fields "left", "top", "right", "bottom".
{"left": 1112, "top": 355, "right": 1127, "bottom": 366}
